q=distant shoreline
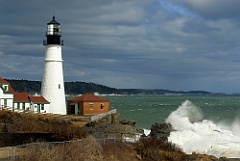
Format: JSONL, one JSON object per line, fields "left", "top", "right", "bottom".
{"left": 6, "top": 78, "right": 235, "bottom": 95}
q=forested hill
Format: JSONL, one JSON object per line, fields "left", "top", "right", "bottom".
{"left": 6, "top": 79, "right": 119, "bottom": 95}
{"left": 5, "top": 79, "right": 212, "bottom": 95}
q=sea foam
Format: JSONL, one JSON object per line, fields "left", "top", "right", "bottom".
{"left": 166, "top": 100, "right": 240, "bottom": 158}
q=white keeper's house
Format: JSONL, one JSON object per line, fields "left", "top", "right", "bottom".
{"left": 0, "top": 78, "right": 14, "bottom": 110}
{"left": 0, "top": 77, "right": 50, "bottom": 113}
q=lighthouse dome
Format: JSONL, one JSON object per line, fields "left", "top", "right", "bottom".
{"left": 47, "top": 16, "right": 60, "bottom": 25}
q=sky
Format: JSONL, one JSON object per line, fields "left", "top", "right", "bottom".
{"left": 1, "top": 0, "right": 240, "bottom": 93}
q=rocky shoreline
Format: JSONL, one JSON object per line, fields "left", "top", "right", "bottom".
{"left": 83, "top": 114, "right": 240, "bottom": 161}
{"left": 82, "top": 113, "right": 143, "bottom": 141}
{"left": 75, "top": 113, "right": 240, "bottom": 161}
{"left": 1, "top": 110, "right": 240, "bottom": 161}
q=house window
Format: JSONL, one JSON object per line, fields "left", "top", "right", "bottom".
{"left": 100, "top": 103, "right": 104, "bottom": 110}
{"left": 22, "top": 103, "right": 25, "bottom": 110}
{"left": 41, "top": 104, "right": 44, "bottom": 110}
{"left": 4, "top": 99, "right": 7, "bottom": 107}
{"left": 89, "top": 103, "right": 93, "bottom": 110}
{"left": 3, "top": 85, "right": 8, "bottom": 91}
{"left": 17, "top": 102, "right": 20, "bottom": 109}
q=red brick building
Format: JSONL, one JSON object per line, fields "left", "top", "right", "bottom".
{"left": 67, "top": 94, "right": 110, "bottom": 116}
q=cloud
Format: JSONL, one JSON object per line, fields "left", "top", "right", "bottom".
{"left": 169, "top": 0, "right": 240, "bottom": 19}
{"left": 1, "top": 0, "right": 240, "bottom": 93}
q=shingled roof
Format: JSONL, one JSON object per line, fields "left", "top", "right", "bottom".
{"left": 68, "top": 94, "right": 109, "bottom": 102}
{"left": 29, "top": 96, "right": 50, "bottom": 104}
{"left": 14, "top": 92, "right": 30, "bottom": 102}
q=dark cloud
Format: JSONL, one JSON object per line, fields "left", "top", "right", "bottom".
{"left": 1, "top": 0, "right": 240, "bottom": 93}
{"left": 169, "top": 0, "right": 240, "bottom": 19}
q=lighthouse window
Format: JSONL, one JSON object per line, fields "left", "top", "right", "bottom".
{"left": 58, "top": 84, "right": 61, "bottom": 89}
{"left": 54, "top": 28, "right": 59, "bottom": 32}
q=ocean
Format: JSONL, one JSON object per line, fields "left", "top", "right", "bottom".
{"left": 103, "top": 94, "right": 240, "bottom": 158}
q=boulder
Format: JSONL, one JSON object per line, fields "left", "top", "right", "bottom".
{"left": 150, "top": 122, "right": 173, "bottom": 141}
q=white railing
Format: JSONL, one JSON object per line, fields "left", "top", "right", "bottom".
{"left": 93, "top": 131, "right": 142, "bottom": 144}
{"left": 90, "top": 109, "right": 117, "bottom": 121}
{"left": 0, "top": 105, "right": 12, "bottom": 111}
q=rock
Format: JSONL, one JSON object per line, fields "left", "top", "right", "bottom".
{"left": 183, "top": 154, "right": 240, "bottom": 161}
{"left": 94, "top": 112, "right": 120, "bottom": 125}
{"left": 111, "top": 112, "right": 120, "bottom": 124}
{"left": 120, "top": 119, "right": 136, "bottom": 127}
{"left": 150, "top": 122, "right": 173, "bottom": 141}
{"left": 219, "top": 157, "right": 240, "bottom": 161}
{"left": 86, "top": 121, "right": 96, "bottom": 127}
{"left": 136, "top": 128, "right": 144, "bottom": 134}
{"left": 184, "top": 154, "right": 218, "bottom": 161}
{"left": 83, "top": 117, "right": 141, "bottom": 140}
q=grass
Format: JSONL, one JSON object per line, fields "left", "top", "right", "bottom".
{"left": 17, "top": 136, "right": 102, "bottom": 161}
{"left": 15, "top": 136, "right": 139, "bottom": 161}
{"left": 102, "top": 142, "right": 139, "bottom": 161}
{"left": 0, "top": 110, "right": 87, "bottom": 143}
{"left": 13, "top": 137, "right": 190, "bottom": 161}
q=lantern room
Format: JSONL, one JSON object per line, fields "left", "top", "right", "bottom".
{"left": 43, "top": 16, "right": 63, "bottom": 45}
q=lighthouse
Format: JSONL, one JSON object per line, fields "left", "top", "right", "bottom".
{"left": 41, "top": 16, "right": 66, "bottom": 115}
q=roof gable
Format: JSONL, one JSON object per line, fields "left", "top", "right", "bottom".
{"left": 69, "top": 94, "right": 109, "bottom": 102}
{"left": 0, "top": 77, "right": 15, "bottom": 93}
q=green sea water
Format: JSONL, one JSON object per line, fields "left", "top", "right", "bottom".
{"left": 103, "top": 94, "right": 240, "bottom": 129}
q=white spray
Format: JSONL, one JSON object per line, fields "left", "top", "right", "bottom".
{"left": 166, "top": 100, "right": 240, "bottom": 158}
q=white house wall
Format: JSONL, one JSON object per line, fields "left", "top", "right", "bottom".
{"left": 0, "top": 98, "right": 13, "bottom": 108}
{"left": 0, "top": 88, "right": 14, "bottom": 109}
{"left": 0, "top": 88, "right": 3, "bottom": 95}
{"left": 13, "top": 102, "right": 31, "bottom": 111}
{"left": 31, "top": 103, "right": 50, "bottom": 114}
{"left": 0, "top": 92, "right": 13, "bottom": 99}
{"left": 0, "top": 83, "right": 50, "bottom": 113}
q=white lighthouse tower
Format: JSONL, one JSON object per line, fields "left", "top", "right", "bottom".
{"left": 41, "top": 16, "right": 66, "bottom": 115}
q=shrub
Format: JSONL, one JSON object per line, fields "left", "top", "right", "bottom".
{"left": 102, "top": 142, "right": 138, "bottom": 161}
{"left": 135, "top": 137, "right": 185, "bottom": 161}
{"left": 16, "top": 137, "right": 141, "bottom": 161}
{"left": 0, "top": 110, "right": 87, "bottom": 142}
